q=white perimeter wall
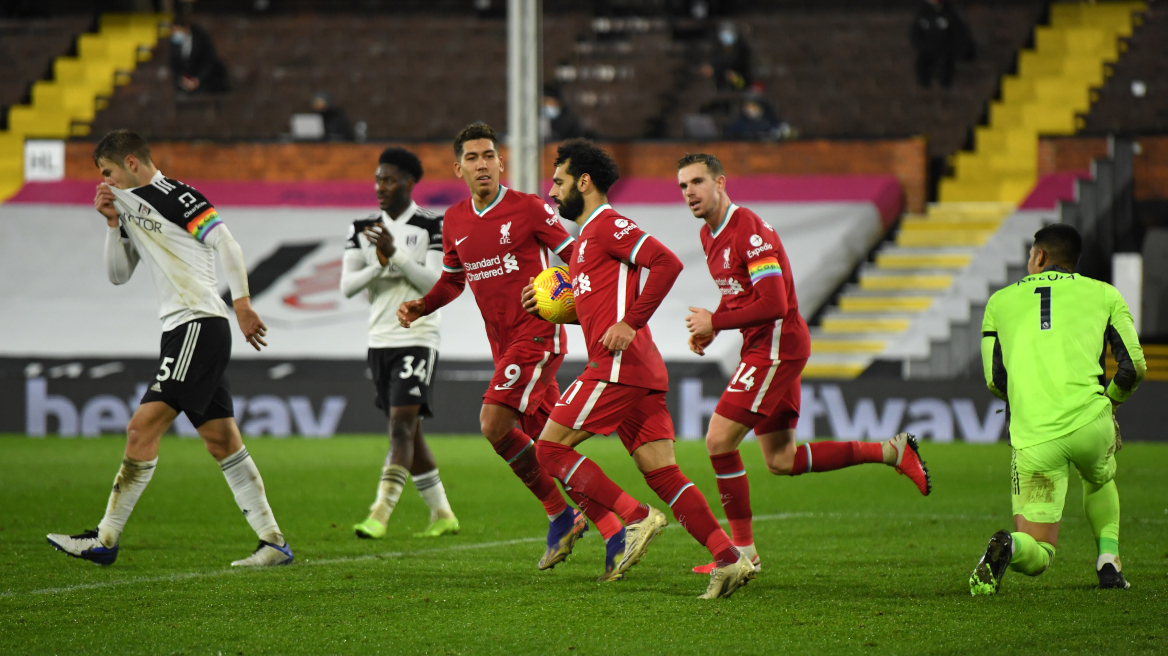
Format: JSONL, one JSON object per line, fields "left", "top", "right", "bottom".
{"left": 0, "top": 201, "right": 881, "bottom": 375}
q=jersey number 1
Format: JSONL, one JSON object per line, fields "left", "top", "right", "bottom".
{"left": 1034, "top": 286, "right": 1052, "bottom": 331}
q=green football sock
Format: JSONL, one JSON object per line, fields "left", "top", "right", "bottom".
{"left": 1009, "top": 532, "right": 1055, "bottom": 576}
{"left": 1082, "top": 479, "right": 1120, "bottom": 557}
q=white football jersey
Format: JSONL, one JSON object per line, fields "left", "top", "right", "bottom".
{"left": 345, "top": 204, "right": 443, "bottom": 350}
{"left": 108, "top": 171, "right": 230, "bottom": 332}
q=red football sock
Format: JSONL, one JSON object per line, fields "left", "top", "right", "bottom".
{"left": 710, "top": 451, "right": 754, "bottom": 547}
{"left": 789, "top": 441, "right": 883, "bottom": 476}
{"left": 493, "top": 428, "right": 567, "bottom": 517}
{"left": 535, "top": 441, "right": 647, "bottom": 524}
{"left": 643, "top": 465, "right": 738, "bottom": 564}
{"left": 564, "top": 487, "right": 623, "bottom": 540}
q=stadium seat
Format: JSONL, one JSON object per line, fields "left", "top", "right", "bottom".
{"left": 940, "top": 2, "right": 1145, "bottom": 204}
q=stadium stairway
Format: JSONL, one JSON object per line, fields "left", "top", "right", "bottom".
{"left": 939, "top": 1, "right": 1145, "bottom": 204}
{"left": 805, "top": 202, "right": 1025, "bottom": 380}
{"left": 0, "top": 14, "right": 167, "bottom": 203}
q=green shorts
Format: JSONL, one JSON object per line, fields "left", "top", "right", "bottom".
{"left": 1011, "top": 405, "right": 1117, "bottom": 524}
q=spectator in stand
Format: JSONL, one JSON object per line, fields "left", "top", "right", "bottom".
{"left": 724, "top": 95, "right": 791, "bottom": 141}
{"left": 168, "top": 12, "right": 229, "bottom": 95}
{"left": 910, "top": 0, "right": 975, "bottom": 89}
{"left": 311, "top": 92, "right": 355, "bottom": 142}
{"left": 541, "top": 85, "right": 591, "bottom": 142}
{"left": 701, "top": 21, "right": 752, "bottom": 92}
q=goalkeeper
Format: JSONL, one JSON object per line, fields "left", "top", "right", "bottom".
{"left": 969, "top": 223, "right": 1145, "bottom": 594}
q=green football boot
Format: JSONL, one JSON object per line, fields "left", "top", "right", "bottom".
{"left": 353, "top": 516, "right": 387, "bottom": 540}
{"left": 414, "top": 517, "right": 460, "bottom": 538}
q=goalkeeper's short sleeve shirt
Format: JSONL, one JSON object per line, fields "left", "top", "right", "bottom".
{"left": 981, "top": 266, "right": 1146, "bottom": 449}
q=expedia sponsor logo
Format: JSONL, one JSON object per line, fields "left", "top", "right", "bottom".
{"left": 746, "top": 242, "right": 773, "bottom": 258}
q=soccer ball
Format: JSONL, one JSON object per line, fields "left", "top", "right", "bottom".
{"left": 532, "top": 266, "right": 577, "bottom": 324}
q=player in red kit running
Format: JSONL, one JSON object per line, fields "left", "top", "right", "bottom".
{"left": 677, "top": 153, "right": 933, "bottom": 574}
{"left": 525, "top": 140, "right": 755, "bottom": 599}
{"left": 397, "top": 124, "right": 622, "bottom": 571}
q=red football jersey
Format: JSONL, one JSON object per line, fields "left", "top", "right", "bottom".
{"left": 433, "top": 186, "right": 575, "bottom": 358}
{"left": 570, "top": 205, "right": 679, "bottom": 392}
{"left": 701, "top": 204, "right": 811, "bottom": 361}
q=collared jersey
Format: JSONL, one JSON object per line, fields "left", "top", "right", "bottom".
{"left": 108, "top": 171, "right": 230, "bottom": 332}
{"left": 982, "top": 268, "right": 1145, "bottom": 448}
{"left": 700, "top": 204, "right": 810, "bottom": 361}
{"left": 440, "top": 186, "right": 575, "bottom": 358}
{"left": 571, "top": 204, "right": 670, "bottom": 392}
{"left": 345, "top": 203, "right": 443, "bottom": 349}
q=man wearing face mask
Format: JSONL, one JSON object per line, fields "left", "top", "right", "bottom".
{"left": 540, "top": 85, "right": 590, "bottom": 142}
{"left": 701, "top": 21, "right": 752, "bottom": 92}
{"left": 168, "top": 13, "right": 229, "bottom": 95}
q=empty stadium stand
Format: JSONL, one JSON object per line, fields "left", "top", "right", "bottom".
{"left": 1082, "top": 5, "right": 1168, "bottom": 134}
{"left": 940, "top": 1, "right": 1145, "bottom": 203}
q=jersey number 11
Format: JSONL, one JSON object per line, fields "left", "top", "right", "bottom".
{"left": 1035, "top": 286, "right": 1052, "bottom": 331}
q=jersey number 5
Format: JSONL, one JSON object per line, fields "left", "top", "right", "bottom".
{"left": 1035, "top": 286, "right": 1052, "bottom": 331}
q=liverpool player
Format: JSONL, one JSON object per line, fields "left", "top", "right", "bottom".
{"left": 526, "top": 139, "right": 755, "bottom": 599}
{"left": 343, "top": 147, "right": 459, "bottom": 540}
{"left": 47, "top": 130, "right": 292, "bottom": 567}
{"left": 676, "top": 153, "right": 932, "bottom": 575}
{"left": 397, "top": 124, "right": 623, "bottom": 570}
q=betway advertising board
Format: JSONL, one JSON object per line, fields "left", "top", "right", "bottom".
{"left": 6, "top": 358, "right": 1162, "bottom": 441}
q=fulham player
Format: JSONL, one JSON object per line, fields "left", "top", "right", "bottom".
{"left": 677, "top": 153, "right": 932, "bottom": 575}
{"left": 343, "top": 148, "right": 459, "bottom": 540}
{"left": 47, "top": 130, "right": 292, "bottom": 567}
{"left": 527, "top": 140, "right": 755, "bottom": 599}
{"left": 397, "top": 124, "right": 621, "bottom": 570}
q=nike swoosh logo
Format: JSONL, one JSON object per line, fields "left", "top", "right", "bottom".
{"left": 493, "top": 385, "right": 513, "bottom": 390}
{"left": 455, "top": 237, "right": 469, "bottom": 245}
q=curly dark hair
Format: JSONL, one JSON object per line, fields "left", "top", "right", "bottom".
{"left": 554, "top": 138, "right": 620, "bottom": 193}
{"left": 453, "top": 123, "right": 499, "bottom": 159}
{"left": 93, "top": 129, "right": 153, "bottom": 167}
{"left": 378, "top": 147, "right": 424, "bottom": 182}
{"left": 676, "top": 152, "right": 725, "bottom": 177}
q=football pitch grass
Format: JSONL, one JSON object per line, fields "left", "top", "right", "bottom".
{"left": 2, "top": 436, "right": 1166, "bottom": 655}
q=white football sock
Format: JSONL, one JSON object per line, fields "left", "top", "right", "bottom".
{"left": 218, "top": 447, "right": 283, "bottom": 545}
{"left": 371, "top": 464, "right": 409, "bottom": 524}
{"left": 412, "top": 468, "right": 454, "bottom": 521}
{"left": 96, "top": 456, "right": 157, "bottom": 548}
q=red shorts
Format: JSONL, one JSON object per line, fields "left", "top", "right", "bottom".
{"left": 482, "top": 342, "right": 564, "bottom": 418}
{"left": 714, "top": 357, "right": 806, "bottom": 434}
{"left": 549, "top": 378, "right": 676, "bottom": 455}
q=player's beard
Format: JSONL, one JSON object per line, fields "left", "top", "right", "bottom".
{"left": 556, "top": 186, "right": 586, "bottom": 222}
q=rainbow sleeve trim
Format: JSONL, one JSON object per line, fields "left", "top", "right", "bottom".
{"left": 748, "top": 256, "right": 783, "bottom": 283}
{"left": 186, "top": 207, "right": 222, "bottom": 242}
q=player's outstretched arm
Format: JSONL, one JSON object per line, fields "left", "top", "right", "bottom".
{"left": 1103, "top": 286, "right": 1146, "bottom": 405}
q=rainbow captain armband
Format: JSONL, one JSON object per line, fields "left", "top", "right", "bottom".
{"left": 748, "top": 256, "right": 782, "bottom": 283}
{"left": 186, "top": 207, "right": 223, "bottom": 242}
